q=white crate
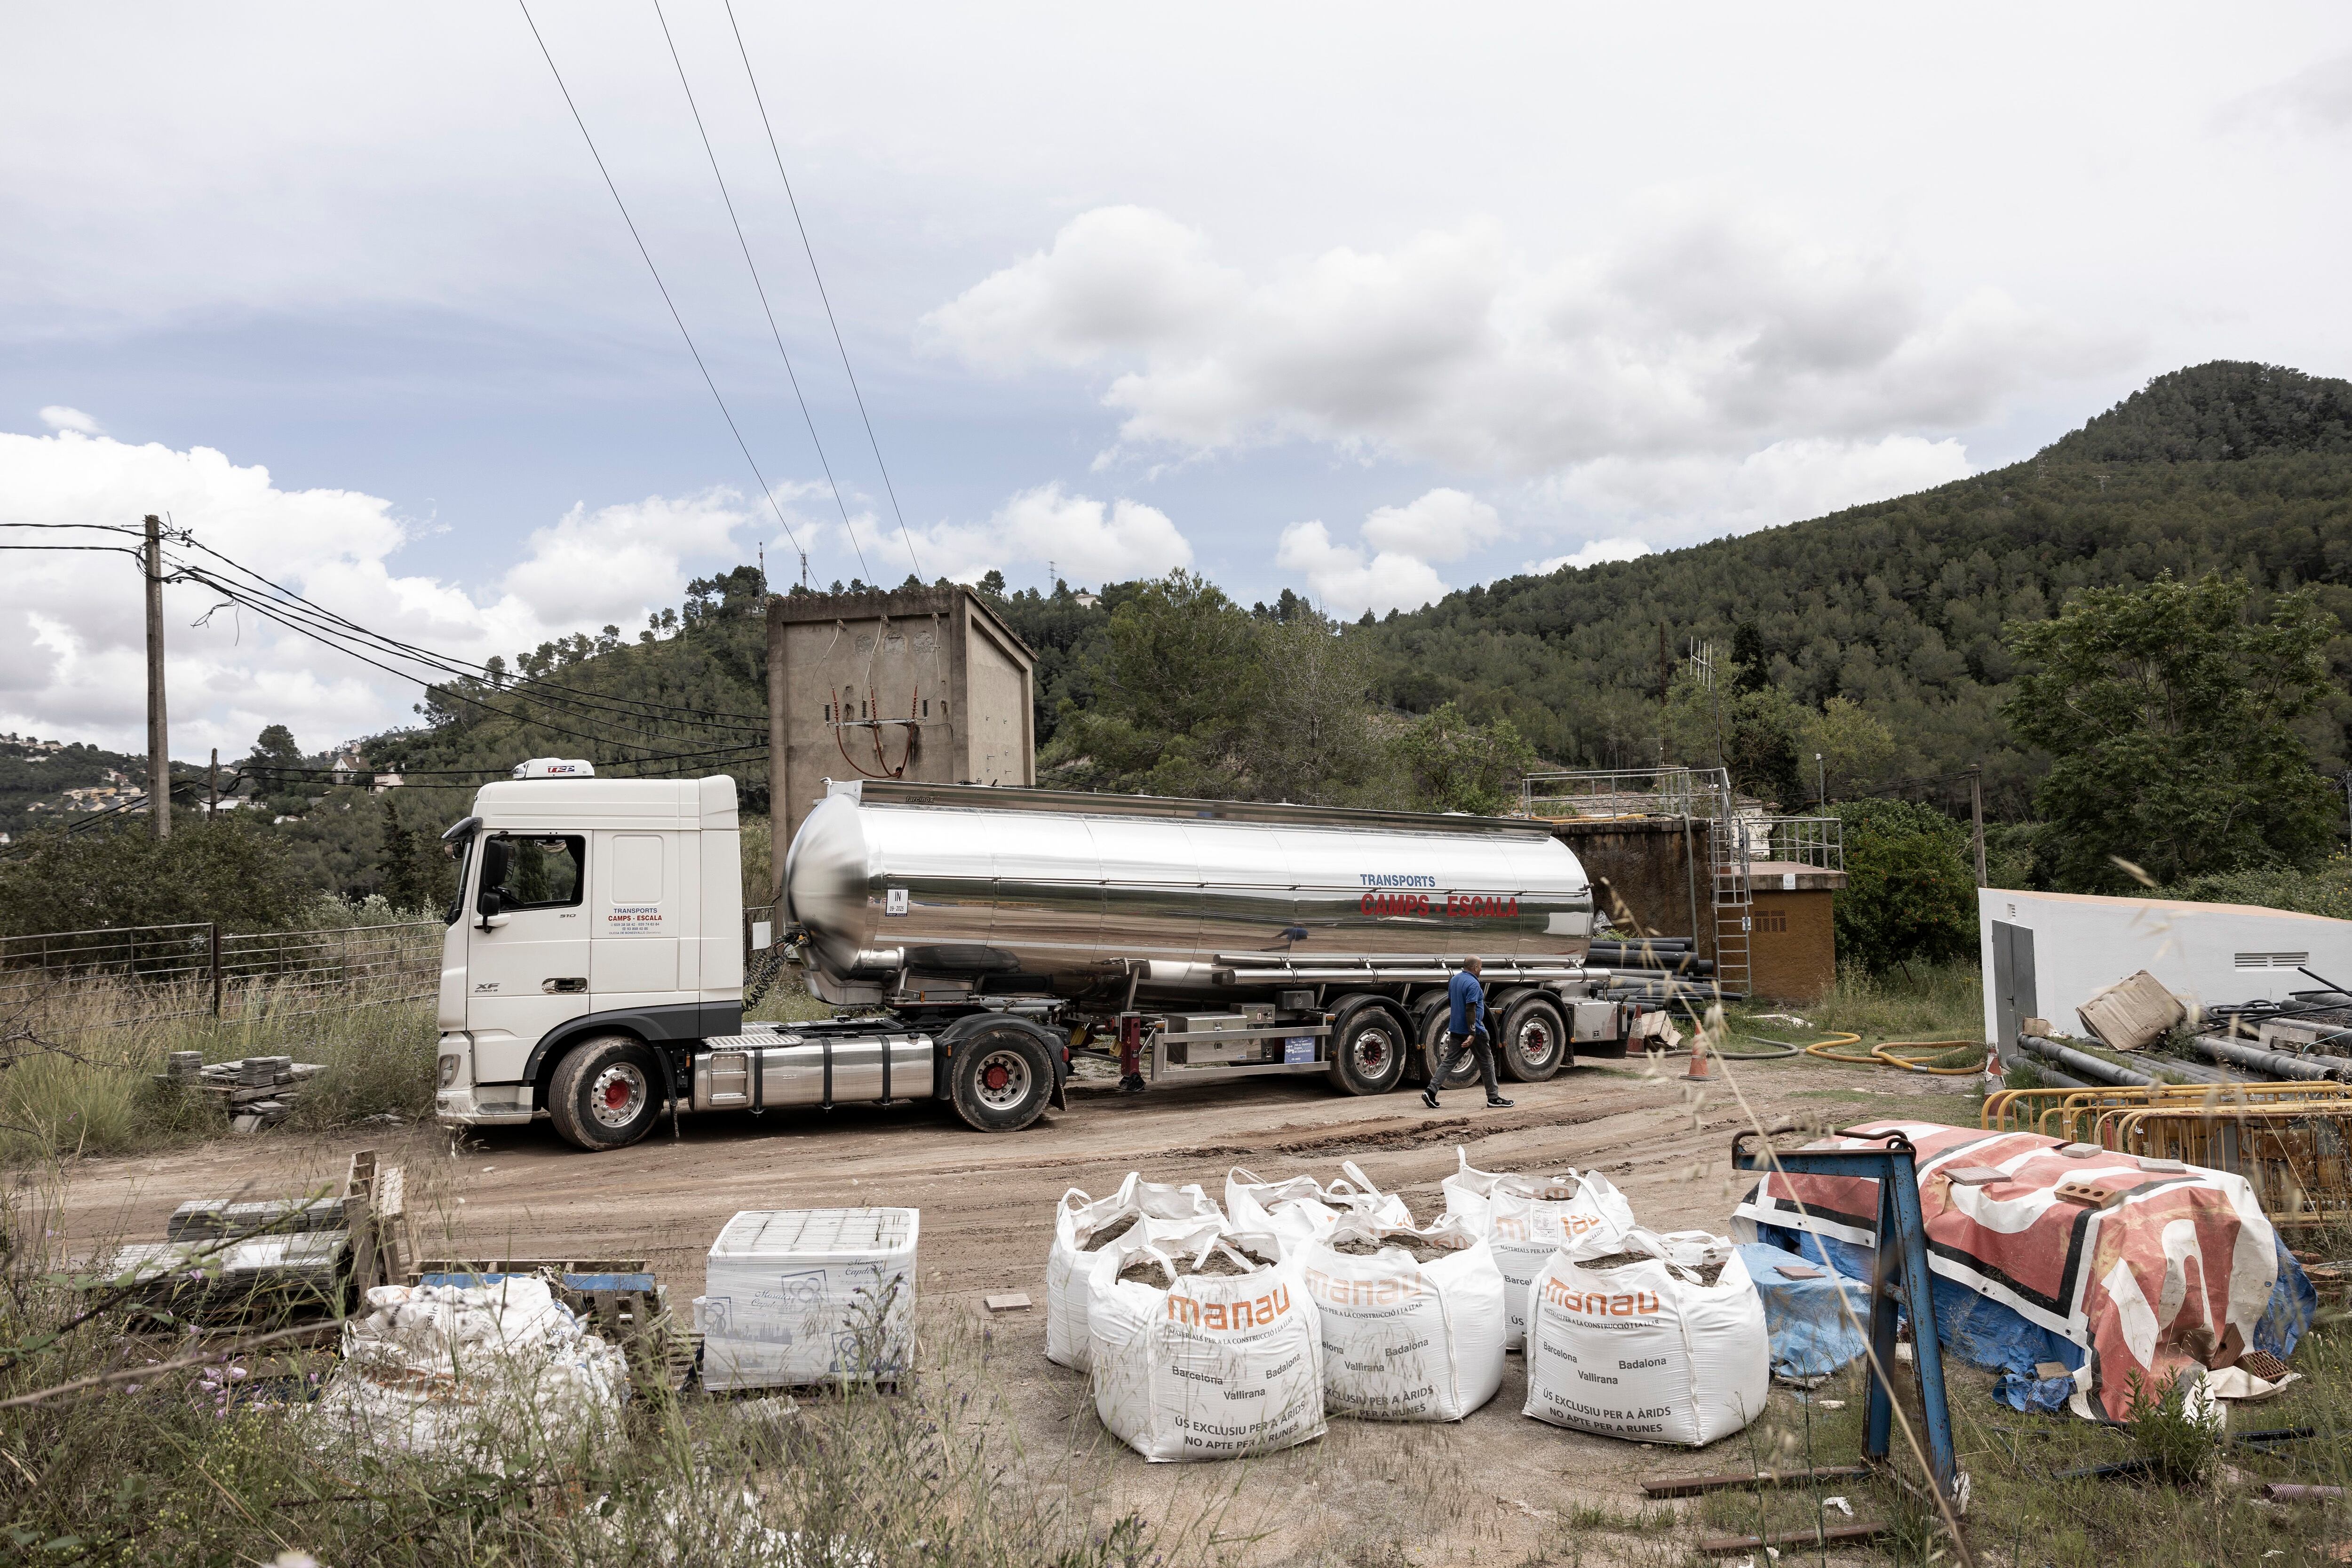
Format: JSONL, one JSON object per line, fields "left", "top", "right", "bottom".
{"left": 701, "top": 1208, "right": 918, "bottom": 1390}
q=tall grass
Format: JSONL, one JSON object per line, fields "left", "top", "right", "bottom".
{"left": 1736, "top": 959, "right": 1986, "bottom": 1045}
{"left": 0, "top": 1183, "right": 1192, "bottom": 1567}
{"left": 0, "top": 976, "right": 437, "bottom": 1164}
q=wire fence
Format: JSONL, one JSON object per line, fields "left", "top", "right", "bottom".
{"left": 0, "top": 919, "right": 444, "bottom": 1024}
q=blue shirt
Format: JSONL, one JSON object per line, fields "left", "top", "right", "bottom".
{"left": 1448, "top": 968, "right": 1485, "bottom": 1035}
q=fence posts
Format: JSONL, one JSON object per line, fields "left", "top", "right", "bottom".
{"left": 209, "top": 922, "right": 222, "bottom": 1017}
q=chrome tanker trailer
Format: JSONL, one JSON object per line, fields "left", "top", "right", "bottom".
{"left": 780, "top": 779, "right": 1627, "bottom": 1119}
{"left": 433, "top": 765, "right": 1627, "bottom": 1150}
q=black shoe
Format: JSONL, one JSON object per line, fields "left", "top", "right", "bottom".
{"left": 1119, "top": 1074, "right": 1147, "bottom": 1095}
{"left": 1421, "top": 1088, "right": 1440, "bottom": 1110}
{"left": 1486, "top": 1095, "right": 1514, "bottom": 1108}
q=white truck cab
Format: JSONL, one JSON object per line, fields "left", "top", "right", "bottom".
{"left": 434, "top": 762, "right": 747, "bottom": 1138}
{"left": 435, "top": 760, "right": 1072, "bottom": 1150}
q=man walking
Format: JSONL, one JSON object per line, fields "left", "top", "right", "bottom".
{"left": 1423, "top": 955, "right": 1513, "bottom": 1110}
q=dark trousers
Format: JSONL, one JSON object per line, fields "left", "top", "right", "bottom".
{"left": 1434, "top": 1028, "right": 1500, "bottom": 1097}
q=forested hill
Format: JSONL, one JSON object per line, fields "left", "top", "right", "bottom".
{"left": 355, "top": 359, "right": 2352, "bottom": 852}
{"left": 1360, "top": 360, "right": 2352, "bottom": 815}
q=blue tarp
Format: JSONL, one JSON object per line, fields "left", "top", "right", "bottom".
{"left": 1751, "top": 1224, "right": 2317, "bottom": 1414}
{"left": 1737, "top": 1242, "right": 1871, "bottom": 1380}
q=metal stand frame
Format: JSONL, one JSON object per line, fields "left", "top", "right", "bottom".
{"left": 1731, "top": 1129, "right": 1960, "bottom": 1501}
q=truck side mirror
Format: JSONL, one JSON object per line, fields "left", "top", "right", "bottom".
{"left": 477, "top": 839, "right": 511, "bottom": 924}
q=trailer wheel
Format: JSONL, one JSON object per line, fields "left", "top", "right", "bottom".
{"left": 949, "top": 1026, "right": 1054, "bottom": 1132}
{"left": 1329, "top": 1000, "right": 1410, "bottom": 1096}
{"left": 547, "top": 1035, "right": 665, "bottom": 1151}
{"left": 1417, "top": 1000, "right": 1480, "bottom": 1089}
{"left": 1499, "top": 994, "right": 1569, "bottom": 1082}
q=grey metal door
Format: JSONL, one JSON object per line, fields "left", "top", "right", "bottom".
{"left": 1990, "top": 921, "right": 2038, "bottom": 1049}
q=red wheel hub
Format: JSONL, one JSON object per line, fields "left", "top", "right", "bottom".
{"left": 982, "top": 1062, "right": 1011, "bottom": 1092}
{"left": 603, "top": 1081, "right": 632, "bottom": 1110}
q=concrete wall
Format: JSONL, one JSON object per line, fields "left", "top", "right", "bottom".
{"left": 767, "top": 588, "right": 1034, "bottom": 885}
{"left": 1977, "top": 886, "right": 2352, "bottom": 1047}
{"left": 1544, "top": 817, "right": 1710, "bottom": 958}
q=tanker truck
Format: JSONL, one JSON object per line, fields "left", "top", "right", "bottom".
{"left": 434, "top": 764, "right": 1631, "bottom": 1151}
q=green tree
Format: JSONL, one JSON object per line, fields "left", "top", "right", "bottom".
{"left": 0, "top": 818, "right": 312, "bottom": 936}
{"left": 1043, "top": 570, "right": 1263, "bottom": 796}
{"left": 1831, "top": 799, "right": 1978, "bottom": 973}
{"left": 1391, "top": 702, "right": 1536, "bottom": 814}
{"left": 1234, "top": 611, "right": 1385, "bottom": 805}
{"left": 1798, "top": 697, "right": 1899, "bottom": 805}
{"left": 2004, "top": 572, "right": 2339, "bottom": 891}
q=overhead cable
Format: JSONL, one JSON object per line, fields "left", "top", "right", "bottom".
{"left": 723, "top": 0, "right": 922, "bottom": 582}
{"left": 652, "top": 0, "right": 873, "bottom": 584}
{"left": 515, "top": 0, "right": 810, "bottom": 569}
{"left": 173, "top": 537, "right": 770, "bottom": 728}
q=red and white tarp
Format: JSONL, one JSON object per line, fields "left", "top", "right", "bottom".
{"left": 1731, "top": 1120, "right": 2281, "bottom": 1421}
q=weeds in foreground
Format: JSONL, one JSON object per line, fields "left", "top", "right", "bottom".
{"left": 0, "top": 1178, "right": 1192, "bottom": 1567}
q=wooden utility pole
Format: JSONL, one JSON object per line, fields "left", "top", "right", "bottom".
{"left": 208, "top": 748, "right": 219, "bottom": 818}
{"left": 143, "top": 514, "right": 171, "bottom": 838}
{"left": 1969, "top": 765, "right": 1987, "bottom": 888}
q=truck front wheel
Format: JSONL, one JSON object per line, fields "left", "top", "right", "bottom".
{"left": 948, "top": 1026, "right": 1054, "bottom": 1132}
{"left": 547, "top": 1035, "right": 666, "bottom": 1150}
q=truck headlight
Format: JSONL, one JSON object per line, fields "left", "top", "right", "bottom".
{"left": 438, "top": 1053, "right": 462, "bottom": 1087}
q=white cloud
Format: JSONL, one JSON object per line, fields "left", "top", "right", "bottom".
{"left": 1360, "top": 487, "right": 1502, "bottom": 563}
{"left": 902, "top": 482, "right": 1193, "bottom": 586}
{"left": 38, "top": 406, "right": 100, "bottom": 434}
{"left": 1275, "top": 520, "right": 1448, "bottom": 618}
{"left": 1524, "top": 538, "right": 1652, "bottom": 575}
{"left": 2220, "top": 48, "right": 2352, "bottom": 134}
{"left": 1540, "top": 433, "right": 1972, "bottom": 548}
{"left": 0, "top": 429, "right": 753, "bottom": 757}
{"left": 928, "top": 202, "right": 2117, "bottom": 475}
{"left": 502, "top": 492, "right": 749, "bottom": 626}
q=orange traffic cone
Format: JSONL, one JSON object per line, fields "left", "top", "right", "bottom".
{"left": 1683, "top": 1037, "right": 1710, "bottom": 1082}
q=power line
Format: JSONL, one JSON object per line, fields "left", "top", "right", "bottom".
{"left": 174, "top": 536, "right": 770, "bottom": 729}
{"left": 652, "top": 0, "right": 872, "bottom": 585}
{"left": 516, "top": 0, "right": 809, "bottom": 569}
{"left": 725, "top": 0, "right": 922, "bottom": 582}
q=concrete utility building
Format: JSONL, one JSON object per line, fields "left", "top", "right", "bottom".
{"left": 766, "top": 587, "right": 1035, "bottom": 884}
{"left": 1980, "top": 887, "right": 2352, "bottom": 1050}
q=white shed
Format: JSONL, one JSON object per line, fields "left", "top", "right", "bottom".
{"left": 1979, "top": 887, "right": 2352, "bottom": 1048}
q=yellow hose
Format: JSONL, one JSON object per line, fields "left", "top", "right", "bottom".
{"left": 1800, "top": 1031, "right": 1872, "bottom": 1063}
{"left": 1872, "top": 1042, "right": 1990, "bottom": 1076}
{"left": 1799, "top": 1033, "right": 1987, "bottom": 1075}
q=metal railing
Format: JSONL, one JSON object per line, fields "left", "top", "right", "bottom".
{"left": 1749, "top": 814, "right": 1845, "bottom": 872}
{"left": 1522, "top": 767, "right": 1716, "bottom": 821}
{"left": 0, "top": 918, "right": 444, "bottom": 1020}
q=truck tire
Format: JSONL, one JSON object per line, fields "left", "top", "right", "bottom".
{"left": 1328, "top": 999, "right": 1410, "bottom": 1096}
{"left": 948, "top": 1025, "right": 1054, "bottom": 1132}
{"left": 1498, "top": 994, "right": 1569, "bottom": 1082}
{"left": 1418, "top": 999, "right": 1480, "bottom": 1089}
{"left": 546, "top": 1035, "right": 666, "bottom": 1151}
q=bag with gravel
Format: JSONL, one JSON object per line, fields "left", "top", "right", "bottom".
{"left": 1295, "top": 1216, "right": 1507, "bottom": 1422}
{"left": 1087, "top": 1234, "right": 1327, "bottom": 1463}
{"left": 1521, "top": 1226, "right": 1769, "bottom": 1447}
{"left": 1441, "top": 1148, "right": 1637, "bottom": 1350}
{"left": 1046, "top": 1175, "right": 1227, "bottom": 1371}
{"left": 1226, "top": 1161, "right": 1413, "bottom": 1254}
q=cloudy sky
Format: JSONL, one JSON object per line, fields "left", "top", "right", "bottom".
{"left": 5, "top": 3, "right": 2350, "bottom": 758}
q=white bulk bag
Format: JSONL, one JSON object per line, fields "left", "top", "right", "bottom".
{"left": 1046, "top": 1175, "right": 1226, "bottom": 1371}
{"left": 1088, "top": 1236, "right": 1327, "bottom": 1463}
{"left": 1227, "top": 1162, "right": 1412, "bottom": 1254}
{"left": 1522, "top": 1226, "right": 1769, "bottom": 1447}
{"left": 1296, "top": 1218, "right": 1506, "bottom": 1422}
{"left": 1441, "top": 1149, "right": 1636, "bottom": 1349}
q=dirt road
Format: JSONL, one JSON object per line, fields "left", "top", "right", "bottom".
{"left": 53, "top": 1053, "right": 1981, "bottom": 1565}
